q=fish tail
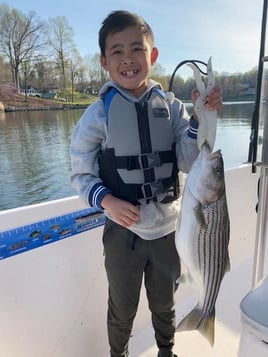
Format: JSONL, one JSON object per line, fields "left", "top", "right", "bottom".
{"left": 176, "top": 307, "right": 215, "bottom": 346}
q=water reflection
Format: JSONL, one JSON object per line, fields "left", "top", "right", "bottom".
{"left": 0, "top": 111, "right": 5, "bottom": 121}
{"left": 0, "top": 102, "right": 255, "bottom": 210}
{"left": 0, "top": 109, "right": 84, "bottom": 210}
{"left": 219, "top": 101, "right": 254, "bottom": 120}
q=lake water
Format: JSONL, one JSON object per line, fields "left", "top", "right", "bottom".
{"left": 0, "top": 102, "right": 255, "bottom": 211}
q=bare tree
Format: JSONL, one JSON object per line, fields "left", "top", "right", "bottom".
{"left": 30, "top": 57, "right": 58, "bottom": 93}
{"left": 46, "top": 16, "right": 76, "bottom": 100}
{"left": 84, "top": 53, "right": 109, "bottom": 93}
{"left": 69, "top": 50, "right": 84, "bottom": 102}
{"left": 0, "top": 55, "right": 11, "bottom": 84}
{"left": 150, "top": 63, "right": 169, "bottom": 90}
{"left": 0, "top": 3, "right": 45, "bottom": 91}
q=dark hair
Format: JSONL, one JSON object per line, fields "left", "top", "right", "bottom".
{"left": 99, "top": 10, "right": 154, "bottom": 56}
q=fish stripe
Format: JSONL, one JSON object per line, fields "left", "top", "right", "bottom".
{"left": 175, "top": 144, "right": 230, "bottom": 346}
{"left": 197, "top": 197, "right": 230, "bottom": 316}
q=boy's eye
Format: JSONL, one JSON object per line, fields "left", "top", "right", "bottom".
{"left": 112, "top": 50, "right": 122, "bottom": 55}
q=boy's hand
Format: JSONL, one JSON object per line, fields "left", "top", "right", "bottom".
{"left": 101, "top": 193, "right": 140, "bottom": 228}
{"left": 205, "top": 85, "right": 222, "bottom": 111}
{"left": 192, "top": 85, "right": 222, "bottom": 122}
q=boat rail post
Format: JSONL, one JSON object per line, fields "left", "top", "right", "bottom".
{"left": 251, "top": 10, "right": 268, "bottom": 285}
{"left": 252, "top": 83, "right": 268, "bottom": 286}
{"left": 252, "top": 164, "right": 268, "bottom": 286}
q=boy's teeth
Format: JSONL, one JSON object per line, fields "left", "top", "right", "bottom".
{"left": 123, "top": 70, "right": 136, "bottom": 76}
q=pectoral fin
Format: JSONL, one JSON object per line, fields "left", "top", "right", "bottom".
{"left": 194, "top": 204, "right": 207, "bottom": 228}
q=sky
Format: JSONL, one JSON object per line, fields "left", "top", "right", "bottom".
{"left": 5, "top": 0, "right": 265, "bottom": 78}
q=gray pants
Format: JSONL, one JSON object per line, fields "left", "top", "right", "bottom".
{"left": 102, "top": 218, "right": 181, "bottom": 357}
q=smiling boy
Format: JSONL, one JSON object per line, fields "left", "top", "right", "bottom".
{"left": 70, "top": 10, "right": 222, "bottom": 357}
{"left": 100, "top": 24, "right": 158, "bottom": 99}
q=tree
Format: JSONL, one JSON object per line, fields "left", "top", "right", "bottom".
{"left": 0, "top": 3, "right": 45, "bottom": 90}
{"left": 46, "top": 16, "right": 77, "bottom": 100}
{"left": 69, "top": 50, "right": 84, "bottom": 102}
{"left": 150, "top": 63, "right": 169, "bottom": 90}
{"left": 0, "top": 55, "right": 11, "bottom": 84}
{"left": 84, "top": 53, "right": 109, "bottom": 93}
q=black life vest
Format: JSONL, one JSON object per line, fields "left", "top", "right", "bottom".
{"left": 98, "top": 87, "right": 179, "bottom": 204}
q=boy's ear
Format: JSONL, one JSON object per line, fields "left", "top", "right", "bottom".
{"left": 151, "top": 47, "right": 159, "bottom": 65}
{"left": 100, "top": 55, "right": 108, "bottom": 70}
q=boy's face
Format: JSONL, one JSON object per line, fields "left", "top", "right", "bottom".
{"left": 101, "top": 26, "right": 158, "bottom": 97}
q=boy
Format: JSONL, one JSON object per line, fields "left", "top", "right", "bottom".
{"left": 70, "top": 10, "right": 222, "bottom": 357}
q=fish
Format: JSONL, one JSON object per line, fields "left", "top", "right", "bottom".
{"left": 175, "top": 143, "right": 230, "bottom": 346}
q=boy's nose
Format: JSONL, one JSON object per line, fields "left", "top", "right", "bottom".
{"left": 123, "top": 57, "right": 135, "bottom": 65}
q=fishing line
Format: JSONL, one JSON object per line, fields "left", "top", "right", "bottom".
{"left": 168, "top": 59, "right": 208, "bottom": 92}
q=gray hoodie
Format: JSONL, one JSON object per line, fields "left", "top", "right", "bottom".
{"left": 70, "top": 79, "right": 199, "bottom": 239}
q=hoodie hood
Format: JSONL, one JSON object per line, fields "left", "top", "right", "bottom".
{"left": 98, "top": 79, "right": 163, "bottom": 102}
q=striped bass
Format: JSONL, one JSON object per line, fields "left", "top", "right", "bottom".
{"left": 175, "top": 144, "right": 230, "bottom": 346}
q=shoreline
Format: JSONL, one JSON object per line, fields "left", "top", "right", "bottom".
{"left": 0, "top": 96, "right": 254, "bottom": 113}
{"left": 3, "top": 103, "right": 89, "bottom": 112}
{"left": 0, "top": 95, "right": 93, "bottom": 113}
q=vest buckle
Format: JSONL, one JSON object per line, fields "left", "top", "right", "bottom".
{"left": 138, "top": 152, "right": 161, "bottom": 170}
{"left": 141, "top": 180, "right": 164, "bottom": 200}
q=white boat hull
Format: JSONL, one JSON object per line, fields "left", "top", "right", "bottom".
{"left": 0, "top": 165, "right": 265, "bottom": 357}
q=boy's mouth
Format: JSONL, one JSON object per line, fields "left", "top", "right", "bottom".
{"left": 121, "top": 69, "right": 139, "bottom": 77}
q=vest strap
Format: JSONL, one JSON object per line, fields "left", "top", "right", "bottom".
{"left": 115, "top": 150, "right": 176, "bottom": 170}
{"left": 115, "top": 176, "right": 178, "bottom": 203}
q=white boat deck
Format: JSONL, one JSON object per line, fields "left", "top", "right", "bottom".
{"left": 132, "top": 257, "right": 253, "bottom": 357}
{"left": 0, "top": 164, "right": 266, "bottom": 357}
{"left": 132, "top": 163, "right": 259, "bottom": 356}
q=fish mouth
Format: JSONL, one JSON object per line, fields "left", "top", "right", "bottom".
{"left": 201, "top": 144, "right": 222, "bottom": 160}
{"left": 200, "top": 145, "right": 222, "bottom": 164}
{"left": 209, "top": 149, "right": 222, "bottom": 161}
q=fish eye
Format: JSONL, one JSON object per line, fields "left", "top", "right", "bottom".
{"left": 214, "top": 166, "right": 222, "bottom": 176}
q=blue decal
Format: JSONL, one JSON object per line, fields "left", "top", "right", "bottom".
{"left": 0, "top": 208, "right": 106, "bottom": 260}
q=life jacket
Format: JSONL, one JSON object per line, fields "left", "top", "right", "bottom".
{"left": 98, "top": 87, "right": 179, "bottom": 204}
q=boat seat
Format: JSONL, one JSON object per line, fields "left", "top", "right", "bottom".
{"left": 240, "top": 275, "right": 268, "bottom": 343}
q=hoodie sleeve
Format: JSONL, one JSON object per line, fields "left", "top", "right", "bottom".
{"left": 170, "top": 98, "right": 200, "bottom": 174}
{"left": 70, "top": 100, "right": 111, "bottom": 209}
